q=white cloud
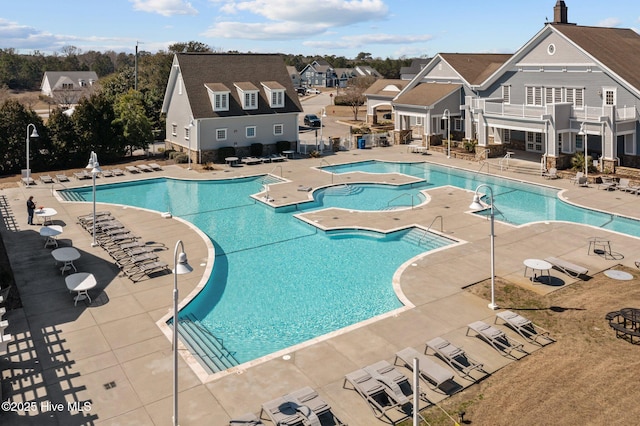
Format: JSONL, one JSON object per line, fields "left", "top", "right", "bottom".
{"left": 596, "top": 17, "right": 621, "bottom": 27}
{"left": 130, "top": 0, "right": 198, "bottom": 17}
{"left": 204, "top": 0, "right": 389, "bottom": 40}
{"left": 202, "top": 21, "right": 328, "bottom": 40}
{"left": 0, "top": 18, "right": 138, "bottom": 54}
{"left": 303, "top": 33, "right": 432, "bottom": 51}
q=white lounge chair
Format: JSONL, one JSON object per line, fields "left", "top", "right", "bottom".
{"left": 56, "top": 174, "right": 70, "bottom": 182}
{"left": 40, "top": 175, "right": 54, "bottom": 184}
{"left": 137, "top": 164, "right": 154, "bottom": 172}
{"left": 285, "top": 386, "right": 345, "bottom": 426}
{"left": 229, "top": 413, "right": 264, "bottom": 426}
{"left": 148, "top": 163, "right": 163, "bottom": 171}
{"left": 112, "top": 168, "right": 125, "bottom": 176}
{"left": 343, "top": 364, "right": 410, "bottom": 420}
{"left": 598, "top": 176, "right": 617, "bottom": 190}
{"left": 544, "top": 256, "right": 588, "bottom": 278}
{"left": 394, "top": 347, "right": 456, "bottom": 392}
{"left": 467, "top": 321, "right": 528, "bottom": 358}
{"left": 21, "top": 169, "right": 35, "bottom": 185}
{"left": 617, "top": 178, "right": 640, "bottom": 194}
{"left": 260, "top": 396, "right": 307, "bottom": 426}
{"left": 495, "top": 310, "right": 555, "bottom": 346}
{"left": 425, "top": 336, "right": 486, "bottom": 380}
{"left": 569, "top": 171, "right": 584, "bottom": 185}
{"left": 126, "top": 165, "right": 142, "bottom": 173}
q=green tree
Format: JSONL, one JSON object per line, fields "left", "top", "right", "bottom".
{"left": 113, "top": 90, "right": 153, "bottom": 155}
{"left": 0, "top": 99, "right": 46, "bottom": 174}
{"left": 47, "top": 108, "right": 81, "bottom": 169}
{"left": 168, "top": 41, "right": 212, "bottom": 53}
{"left": 73, "top": 92, "right": 125, "bottom": 164}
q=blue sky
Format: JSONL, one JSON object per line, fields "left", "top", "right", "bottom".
{"left": 2, "top": 1, "right": 639, "bottom": 58}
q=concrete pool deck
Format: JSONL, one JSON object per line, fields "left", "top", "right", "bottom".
{"left": 1, "top": 146, "right": 640, "bottom": 425}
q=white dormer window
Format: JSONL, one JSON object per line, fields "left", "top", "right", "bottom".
{"left": 235, "top": 82, "right": 259, "bottom": 110}
{"left": 261, "top": 82, "right": 285, "bottom": 108}
{"left": 271, "top": 90, "right": 284, "bottom": 107}
{"left": 215, "top": 93, "right": 228, "bottom": 110}
{"left": 205, "top": 83, "right": 230, "bottom": 112}
{"left": 244, "top": 92, "right": 257, "bottom": 109}
{"left": 79, "top": 79, "right": 86, "bottom": 87}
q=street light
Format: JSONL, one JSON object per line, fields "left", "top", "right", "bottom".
{"left": 469, "top": 184, "right": 498, "bottom": 310}
{"left": 172, "top": 240, "right": 193, "bottom": 426}
{"left": 443, "top": 109, "right": 451, "bottom": 158}
{"left": 578, "top": 122, "right": 588, "bottom": 178}
{"left": 86, "top": 152, "right": 102, "bottom": 247}
{"left": 25, "top": 124, "right": 39, "bottom": 187}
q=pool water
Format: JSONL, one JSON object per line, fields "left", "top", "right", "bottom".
{"left": 65, "top": 175, "right": 455, "bottom": 365}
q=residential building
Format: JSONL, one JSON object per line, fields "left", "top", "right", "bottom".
{"left": 400, "top": 58, "right": 431, "bottom": 80}
{"left": 364, "top": 79, "right": 410, "bottom": 124}
{"left": 286, "top": 66, "right": 302, "bottom": 88}
{"left": 393, "top": 1, "right": 640, "bottom": 172}
{"left": 466, "top": 0, "right": 640, "bottom": 171}
{"left": 393, "top": 54, "right": 510, "bottom": 145}
{"left": 299, "top": 59, "right": 336, "bottom": 87}
{"left": 40, "top": 71, "right": 98, "bottom": 106}
{"left": 161, "top": 53, "right": 303, "bottom": 163}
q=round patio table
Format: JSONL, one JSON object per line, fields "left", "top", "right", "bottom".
{"left": 523, "top": 258, "right": 553, "bottom": 282}
{"left": 51, "top": 247, "right": 80, "bottom": 275}
{"left": 35, "top": 207, "right": 58, "bottom": 225}
{"left": 39, "top": 225, "right": 63, "bottom": 248}
{"left": 225, "top": 156, "right": 239, "bottom": 167}
{"left": 604, "top": 270, "right": 633, "bottom": 281}
{"left": 65, "top": 272, "right": 97, "bottom": 306}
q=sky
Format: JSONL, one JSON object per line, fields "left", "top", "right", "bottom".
{"left": 1, "top": 0, "right": 639, "bottom": 59}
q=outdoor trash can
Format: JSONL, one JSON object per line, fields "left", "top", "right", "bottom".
{"left": 358, "top": 138, "right": 366, "bottom": 149}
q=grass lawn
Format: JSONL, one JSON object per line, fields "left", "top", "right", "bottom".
{"left": 400, "top": 268, "right": 640, "bottom": 425}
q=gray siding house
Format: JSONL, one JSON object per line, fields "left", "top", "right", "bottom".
{"left": 465, "top": 1, "right": 640, "bottom": 172}
{"left": 393, "top": 53, "right": 510, "bottom": 145}
{"left": 161, "top": 53, "right": 303, "bottom": 163}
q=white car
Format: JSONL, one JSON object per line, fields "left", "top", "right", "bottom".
{"left": 305, "top": 88, "right": 321, "bottom": 94}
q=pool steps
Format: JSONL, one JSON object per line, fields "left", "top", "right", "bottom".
{"left": 178, "top": 314, "right": 239, "bottom": 374}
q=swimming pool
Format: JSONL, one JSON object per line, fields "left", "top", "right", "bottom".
{"left": 323, "top": 160, "right": 640, "bottom": 235}
{"left": 62, "top": 160, "right": 640, "bottom": 373}
{"left": 63, "top": 175, "right": 456, "bottom": 370}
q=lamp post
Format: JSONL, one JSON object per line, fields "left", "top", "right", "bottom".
{"left": 443, "top": 109, "right": 451, "bottom": 158}
{"left": 25, "top": 124, "right": 39, "bottom": 187}
{"left": 469, "top": 184, "right": 498, "bottom": 310}
{"left": 172, "top": 240, "right": 193, "bottom": 426}
{"left": 578, "top": 122, "right": 588, "bottom": 178}
{"left": 85, "top": 152, "right": 102, "bottom": 247}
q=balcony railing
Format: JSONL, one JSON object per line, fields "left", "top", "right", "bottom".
{"left": 472, "top": 99, "right": 637, "bottom": 123}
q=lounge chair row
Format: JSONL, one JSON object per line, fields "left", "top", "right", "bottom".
{"left": 230, "top": 310, "right": 554, "bottom": 426}
{"left": 229, "top": 386, "right": 345, "bottom": 426}
{"left": 237, "top": 154, "right": 287, "bottom": 165}
{"left": 77, "top": 211, "right": 170, "bottom": 282}
{"left": 124, "top": 163, "right": 163, "bottom": 173}
{"left": 0, "top": 288, "right": 14, "bottom": 355}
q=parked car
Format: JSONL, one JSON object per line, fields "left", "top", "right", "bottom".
{"left": 295, "top": 87, "right": 307, "bottom": 96}
{"left": 306, "top": 88, "right": 321, "bottom": 95}
{"left": 304, "top": 114, "right": 321, "bottom": 127}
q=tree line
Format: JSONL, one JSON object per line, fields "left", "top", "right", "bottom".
{"left": 0, "top": 43, "right": 415, "bottom": 176}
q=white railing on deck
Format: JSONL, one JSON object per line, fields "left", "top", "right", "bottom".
{"left": 472, "top": 98, "right": 637, "bottom": 122}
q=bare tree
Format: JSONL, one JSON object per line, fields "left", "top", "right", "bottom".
{"left": 342, "top": 76, "right": 376, "bottom": 121}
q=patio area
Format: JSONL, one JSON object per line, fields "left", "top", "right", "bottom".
{"left": 1, "top": 145, "right": 639, "bottom": 425}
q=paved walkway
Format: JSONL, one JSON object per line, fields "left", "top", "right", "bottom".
{"left": 1, "top": 147, "right": 639, "bottom": 425}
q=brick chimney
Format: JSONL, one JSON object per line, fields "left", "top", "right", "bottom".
{"left": 553, "top": 1, "right": 568, "bottom": 24}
